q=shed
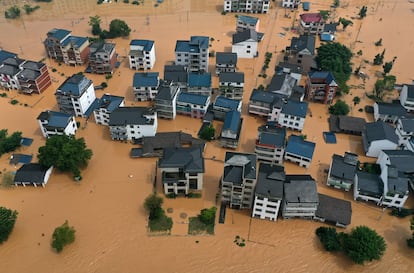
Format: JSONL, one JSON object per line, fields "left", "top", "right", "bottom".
{"left": 303, "top": 2, "right": 310, "bottom": 11}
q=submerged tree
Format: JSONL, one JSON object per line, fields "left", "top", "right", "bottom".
{"left": 0, "top": 207, "right": 18, "bottom": 244}
{"left": 51, "top": 221, "right": 76, "bottom": 253}
{"left": 338, "top": 17, "right": 353, "bottom": 30}
{"left": 329, "top": 100, "right": 350, "bottom": 115}
{"left": 373, "top": 49, "right": 385, "bottom": 65}
{"left": 407, "top": 217, "right": 414, "bottom": 248}
{"left": 316, "top": 227, "right": 342, "bottom": 252}
{"left": 359, "top": 6, "right": 368, "bottom": 19}
{"left": 89, "top": 15, "right": 102, "bottom": 36}
{"left": 199, "top": 125, "right": 215, "bottom": 141}
{"left": 37, "top": 135, "right": 93, "bottom": 180}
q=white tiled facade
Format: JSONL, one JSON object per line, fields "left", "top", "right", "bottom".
{"left": 252, "top": 196, "right": 281, "bottom": 221}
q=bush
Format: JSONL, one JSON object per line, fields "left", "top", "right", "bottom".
{"left": 144, "top": 193, "right": 164, "bottom": 219}
{"left": 316, "top": 227, "right": 341, "bottom": 251}
{"left": 1, "top": 171, "right": 15, "bottom": 187}
{"left": 165, "top": 193, "right": 177, "bottom": 199}
{"left": 199, "top": 125, "right": 215, "bottom": 141}
{"left": 0, "top": 93, "right": 7, "bottom": 98}
{"left": 329, "top": 100, "right": 350, "bottom": 115}
{"left": 5, "top": 6, "right": 21, "bottom": 19}
{"left": 51, "top": 221, "right": 76, "bottom": 253}
{"left": 101, "top": 82, "right": 108, "bottom": 88}
{"left": 391, "top": 208, "right": 413, "bottom": 218}
{"left": 198, "top": 207, "right": 216, "bottom": 226}
{"left": 187, "top": 192, "right": 202, "bottom": 198}
{"left": 0, "top": 207, "right": 18, "bottom": 243}
{"left": 10, "top": 99, "right": 19, "bottom": 105}
{"left": 0, "top": 129, "right": 22, "bottom": 156}
{"left": 407, "top": 217, "right": 414, "bottom": 248}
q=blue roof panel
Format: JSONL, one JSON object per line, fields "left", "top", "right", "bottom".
{"left": 281, "top": 100, "right": 308, "bottom": 118}
{"left": 238, "top": 15, "right": 259, "bottom": 25}
{"left": 286, "top": 135, "right": 316, "bottom": 159}
{"left": 214, "top": 96, "right": 240, "bottom": 110}
{"left": 223, "top": 110, "right": 241, "bottom": 132}
{"left": 130, "top": 39, "right": 154, "bottom": 51}
{"left": 133, "top": 72, "right": 159, "bottom": 87}
{"left": 61, "top": 36, "right": 88, "bottom": 48}
{"left": 177, "top": 92, "right": 209, "bottom": 105}
{"left": 188, "top": 73, "right": 211, "bottom": 88}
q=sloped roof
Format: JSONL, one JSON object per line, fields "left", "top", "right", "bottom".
{"left": 238, "top": 15, "right": 259, "bottom": 25}
{"left": 37, "top": 110, "right": 73, "bottom": 128}
{"left": 57, "top": 74, "right": 92, "bottom": 96}
{"left": 356, "top": 171, "right": 383, "bottom": 196}
{"left": 400, "top": 118, "right": 414, "bottom": 132}
{"left": 376, "top": 102, "right": 406, "bottom": 117}
{"left": 290, "top": 35, "right": 315, "bottom": 54}
{"left": 164, "top": 65, "right": 188, "bottom": 83}
{"left": 219, "top": 72, "right": 244, "bottom": 83}
{"left": 133, "top": 72, "right": 159, "bottom": 87}
{"left": 96, "top": 94, "right": 124, "bottom": 112}
{"left": 214, "top": 96, "right": 241, "bottom": 110}
{"left": 61, "top": 36, "right": 88, "bottom": 48}
{"left": 175, "top": 36, "right": 209, "bottom": 53}
{"left": 188, "top": 72, "right": 211, "bottom": 87}
{"left": 308, "top": 71, "right": 337, "bottom": 85}
{"left": 404, "top": 84, "right": 414, "bottom": 99}
{"left": 46, "top": 28, "right": 71, "bottom": 41}
{"left": 158, "top": 146, "right": 204, "bottom": 173}
{"left": 89, "top": 41, "right": 115, "bottom": 55}
{"left": 232, "top": 29, "right": 258, "bottom": 44}
{"left": 316, "top": 193, "right": 352, "bottom": 226}
{"left": 156, "top": 84, "right": 180, "bottom": 100}
{"left": 224, "top": 152, "right": 257, "bottom": 183}
{"left": 14, "top": 163, "right": 51, "bottom": 184}
{"left": 382, "top": 150, "right": 414, "bottom": 173}
{"left": 216, "top": 52, "right": 237, "bottom": 65}
{"left": 0, "top": 49, "right": 17, "bottom": 64}
{"left": 364, "top": 121, "right": 399, "bottom": 144}
{"left": 330, "top": 153, "right": 358, "bottom": 181}
{"left": 255, "top": 162, "right": 285, "bottom": 199}
{"left": 286, "top": 134, "right": 315, "bottom": 159}
{"left": 250, "top": 89, "right": 285, "bottom": 105}
{"left": 281, "top": 99, "right": 308, "bottom": 118}
{"left": 177, "top": 92, "right": 209, "bottom": 105}
{"left": 300, "top": 13, "right": 323, "bottom": 23}
{"left": 284, "top": 179, "right": 318, "bottom": 203}
{"left": 0, "top": 64, "right": 20, "bottom": 76}
{"left": 108, "top": 107, "right": 155, "bottom": 126}
{"left": 257, "top": 125, "right": 286, "bottom": 147}
{"left": 223, "top": 110, "right": 242, "bottom": 133}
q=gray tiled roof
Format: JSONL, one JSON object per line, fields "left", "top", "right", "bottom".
{"left": 376, "top": 102, "right": 406, "bottom": 117}
{"left": 290, "top": 35, "right": 315, "bottom": 55}
{"left": 382, "top": 150, "right": 414, "bottom": 173}
{"left": 284, "top": 179, "right": 318, "bottom": 203}
{"left": 255, "top": 162, "right": 285, "bottom": 199}
{"left": 158, "top": 146, "right": 204, "bottom": 173}
{"left": 316, "top": 193, "right": 352, "bottom": 226}
{"left": 232, "top": 29, "right": 258, "bottom": 44}
{"left": 400, "top": 118, "right": 414, "bottom": 132}
{"left": 356, "top": 171, "right": 383, "bottom": 197}
{"left": 14, "top": 163, "right": 50, "bottom": 184}
{"left": 257, "top": 125, "right": 286, "bottom": 147}
{"left": 363, "top": 121, "right": 399, "bottom": 144}
{"left": 224, "top": 152, "right": 257, "bottom": 184}
{"left": 281, "top": 99, "right": 308, "bottom": 118}
{"left": 108, "top": 107, "right": 155, "bottom": 126}
{"left": 216, "top": 52, "right": 237, "bottom": 65}
{"left": 219, "top": 72, "right": 244, "bottom": 83}
{"left": 330, "top": 153, "right": 358, "bottom": 182}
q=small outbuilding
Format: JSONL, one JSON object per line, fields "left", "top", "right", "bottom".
{"left": 14, "top": 163, "right": 53, "bottom": 187}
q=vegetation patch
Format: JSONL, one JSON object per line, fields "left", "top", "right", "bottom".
{"left": 234, "top": 235, "right": 246, "bottom": 247}
{"left": 391, "top": 208, "right": 414, "bottom": 218}
{"left": 407, "top": 217, "right": 414, "bottom": 248}
{"left": 1, "top": 171, "right": 15, "bottom": 188}
{"left": 5, "top": 6, "right": 21, "bottom": 19}
{"left": 23, "top": 4, "right": 40, "bottom": 15}
{"left": 0, "top": 206, "right": 18, "bottom": 244}
{"left": 51, "top": 221, "right": 76, "bottom": 253}
{"left": 144, "top": 194, "right": 173, "bottom": 233}
{"left": 0, "top": 129, "right": 22, "bottom": 156}
{"left": 188, "top": 207, "right": 216, "bottom": 235}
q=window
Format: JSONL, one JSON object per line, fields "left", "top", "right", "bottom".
{"left": 246, "top": 50, "right": 251, "bottom": 53}
{"left": 189, "top": 179, "right": 198, "bottom": 189}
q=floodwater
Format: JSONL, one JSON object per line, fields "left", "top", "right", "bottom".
{"left": 0, "top": 0, "right": 414, "bottom": 272}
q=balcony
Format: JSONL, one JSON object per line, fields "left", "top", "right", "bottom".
{"left": 162, "top": 172, "right": 186, "bottom": 184}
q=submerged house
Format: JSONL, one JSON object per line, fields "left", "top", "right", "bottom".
{"left": 132, "top": 72, "right": 160, "bottom": 101}
{"left": 37, "top": 110, "right": 77, "bottom": 138}
{"left": 93, "top": 94, "right": 125, "bottom": 125}
{"left": 220, "top": 110, "right": 243, "bottom": 149}
{"left": 255, "top": 124, "right": 286, "bottom": 164}
{"left": 159, "top": 146, "right": 205, "bottom": 195}
{"left": 362, "top": 121, "right": 399, "bottom": 157}
{"left": 314, "top": 194, "right": 352, "bottom": 228}
{"left": 14, "top": 163, "right": 53, "bottom": 187}
{"left": 284, "top": 134, "right": 315, "bottom": 168}
{"left": 326, "top": 152, "right": 358, "bottom": 191}
{"left": 128, "top": 39, "right": 156, "bottom": 70}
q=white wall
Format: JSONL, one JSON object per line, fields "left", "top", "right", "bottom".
{"left": 232, "top": 40, "right": 257, "bottom": 59}
{"left": 367, "top": 139, "right": 398, "bottom": 157}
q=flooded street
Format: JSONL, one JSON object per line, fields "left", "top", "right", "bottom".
{"left": 1, "top": 0, "right": 414, "bottom": 272}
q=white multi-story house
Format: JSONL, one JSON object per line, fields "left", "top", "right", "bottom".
{"left": 88, "top": 41, "right": 117, "bottom": 74}
{"left": 219, "top": 72, "right": 245, "bottom": 100}
{"left": 362, "top": 121, "right": 399, "bottom": 157}
{"left": 55, "top": 74, "right": 97, "bottom": 117}
{"left": 252, "top": 163, "right": 285, "bottom": 221}
{"left": 223, "top": 0, "right": 270, "bottom": 14}
{"left": 176, "top": 92, "right": 210, "bottom": 119}
{"left": 284, "top": 134, "right": 315, "bottom": 168}
{"left": 395, "top": 118, "right": 414, "bottom": 147}
{"left": 277, "top": 99, "right": 308, "bottom": 131}
{"left": 377, "top": 150, "right": 414, "bottom": 191}
{"left": 132, "top": 72, "right": 160, "bottom": 101}
{"left": 282, "top": 176, "right": 319, "bottom": 219}
{"left": 212, "top": 96, "right": 242, "bottom": 121}
{"left": 93, "top": 94, "right": 125, "bottom": 125}
{"left": 221, "top": 152, "right": 257, "bottom": 209}
{"left": 282, "top": 0, "right": 301, "bottom": 8}
{"left": 399, "top": 83, "right": 414, "bottom": 112}
{"left": 129, "top": 39, "right": 156, "bottom": 70}
{"left": 232, "top": 29, "right": 258, "bottom": 59}
{"left": 215, "top": 52, "right": 237, "bottom": 75}
{"left": 37, "top": 110, "right": 77, "bottom": 138}
{"left": 255, "top": 124, "right": 286, "bottom": 164}
{"left": 108, "top": 107, "right": 157, "bottom": 141}
{"left": 159, "top": 146, "right": 205, "bottom": 195}
{"left": 326, "top": 152, "right": 358, "bottom": 191}
{"left": 379, "top": 164, "right": 409, "bottom": 208}
{"left": 155, "top": 82, "right": 181, "bottom": 119}
{"left": 248, "top": 89, "right": 284, "bottom": 118}
{"left": 175, "top": 36, "right": 209, "bottom": 73}
{"left": 373, "top": 102, "right": 406, "bottom": 124}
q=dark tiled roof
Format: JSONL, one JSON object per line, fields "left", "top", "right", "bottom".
{"left": 404, "top": 84, "right": 414, "bottom": 99}
{"left": 284, "top": 179, "right": 318, "bottom": 203}
{"left": 376, "top": 102, "right": 406, "bottom": 117}
{"left": 329, "top": 115, "right": 366, "bottom": 134}
{"left": 286, "top": 135, "right": 315, "bottom": 159}
{"left": 158, "top": 146, "right": 204, "bottom": 173}
{"left": 224, "top": 152, "right": 257, "bottom": 183}
{"left": 232, "top": 29, "right": 258, "bottom": 44}
{"left": 275, "top": 61, "right": 302, "bottom": 74}
{"left": 216, "top": 52, "right": 237, "bottom": 65}
{"left": 37, "top": 110, "right": 73, "bottom": 128}
{"left": 363, "top": 121, "right": 399, "bottom": 144}
{"left": 61, "top": 36, "right": 88, "bottom": 48}
{"left": 108, "top": 107, "right": 155, "bottom": 126}
{"left": 255, "top": 162, "right": 285, "bottom": 199}
{"left": 238, "top": 15, "right": 259, "bottom": 25}
{"left": 188, "top": 72, "right": 211, "bottom": 88}
{"left": 308, "top": 71, "right": 336, "bottom": 84}
{"left": 330, "top": 153, "right": 358, "bottom": 182}
{"left": 97, "top": 94, "right": 124, "bottom": 112}
{"left": 57, "top": 74, "right": 92, "bottom": 96}
{"left": 130, "top": 39, "right": 154, "bottom": 51}
{"left": 223, "top": 110, "right": 241, "bottom": 133}
{"left": 214, "top": 96, "right": 241, "bottom": 110}
{"left": 46, "top": 28, "right": 71, "bottom": 41}
{"left": 290, "top": 35, "right": 315, "bottom": 54}
{"left": 219, "top": 72, "right": 244, "bottom": 83}
{"left": 0, "top": 64, "right": 20, "bottom": 76}
{"left": 133, "top": 72, "right": 159, "bottom": 87}
{"left": 0, "top": 49, "right": 17, "bottom": 64}
{"left": 156, "top": 83, "right": 180, "bottom": 100}
{"left": 89, "top": 41, "right": 115, "bottom": 55}
{"left": 281, "top": 99, "right": 308, "bottom": 118}
{"left": 164, "top": 65, "right": 188, "bottom": 83}
{"left": 382, "top": 150, "right": 414, "bottom": 173}
{"left": 21, "top": 61, "right": 45, "bottom": 71}
{"left": 250, "top": 89, "right": 285, "bottom": 105}
{"left": 356, "top": 171, "right": 383, "bottom": 197}
{"left": 257, "top": 125, "right": 286, "bottom": 147}
{"left": 14, "top": 163, "right": 51, "bottom": 184}
{"left": 177, "top": 92, "right": 209, "bottom": 105}
{"left": 400, "top": 118, "right": 414, "bottom": 132}
{"left": 316, "top": 193, "right": 352, "bottom": 226}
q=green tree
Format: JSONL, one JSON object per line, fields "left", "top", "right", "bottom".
{"left": 353, "top": 96, "right": 361, "bottom": 106}
{"left": 315, "top": 227, "right": 342, "bottom": 252}
{"left": 342, "top": 226, "right": 386, "bottom": 264}
{"left": 319, "top": 10, "right": 330, "bottom": 21}
{"left": 108, "top": 19, "right": 131, "bottom": 38}
{"left": 373, "top": 49, "right": 385, "bottom": 65}
{"left": 375, "top": 38, "right": 382, "bottom": 46}
{"left": 5, "top": 5, "right": 21, "bottom": 19}
{"left": 359, "top": 5, "right": 368, "bottom": 18}
{"left": 51, "top": 221, "right": 76, "bottom": 253}
{"left": 0, "top": 207, "right": 18, "bottom": 244}
{"left": 89, "top": 15, "right": 102, "bottom": 36}
{"left": 198, "top": 207, "right": 217, "bottom": 226}
{"left": 37, "top": 135, "right": 93, "bottom": 180}
{"left": 407, "top": 217, "right": 414, "bottom": 248}
{"left": 382, "top": 61, "right": 393, "bottom": 75}
{"left": 199, "top": 125, "right": 215, "bottom": 141}
{"left": 144, "top": 193, "right": 163, "bottom": 220}
{"left": 329, "top": 100, "right": 350, "bottom": 115}
{"left": 316, "top": 43, "right": 353, "bottom": 94}
{"left": 339, "top": 18, "right": 353, "bottom": 30}
{"left": 0, "top": 129, "right": 22, "bottom": 156}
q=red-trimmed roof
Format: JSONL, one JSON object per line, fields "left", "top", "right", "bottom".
{"left": 300, "top": 13, "right": 322, "bottom": 23}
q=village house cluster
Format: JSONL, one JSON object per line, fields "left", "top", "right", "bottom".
{"left": 3, "top": 0, "right": 414, "bottom": 228}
